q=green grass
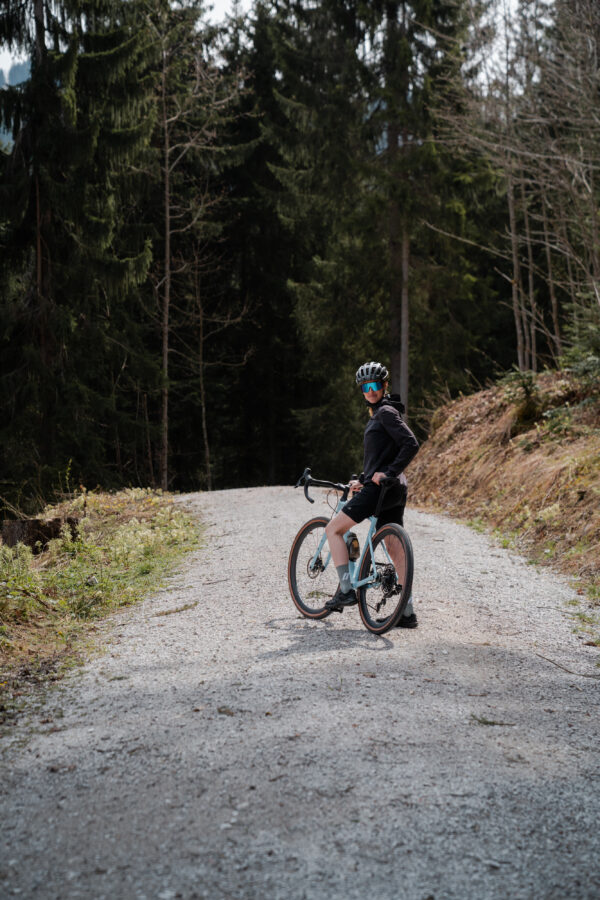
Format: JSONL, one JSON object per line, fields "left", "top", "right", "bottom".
{"left": 587, "top": 578, "right": 600, "bottom": 605}
{"left": 492, "top": 528, "right": 520, "bottom": 550}
{"left": 0, "top": 488, "right": 201, "bottom": 695}
{"left": 467, "top": 517, "right": 487, "bottom": 534}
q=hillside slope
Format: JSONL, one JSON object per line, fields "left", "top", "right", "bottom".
{"left": 409, "top": 368, "right": 600, "bottom": 603}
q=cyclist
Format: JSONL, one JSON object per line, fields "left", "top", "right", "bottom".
{"left": 324, "top": 361, "right": 420, "bottom": 627}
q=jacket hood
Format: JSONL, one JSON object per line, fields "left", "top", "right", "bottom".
{"left": 365, "top": 393, "right": 405, "bottom": 415}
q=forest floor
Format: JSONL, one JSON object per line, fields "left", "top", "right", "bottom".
{"left": 2, "top": 485, "right": 600, "bottom": 899}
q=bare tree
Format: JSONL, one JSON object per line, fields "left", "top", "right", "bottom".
{"left": 434, "top": 0, "right": 600, "bottom": 369}
{"left": 147, "top": 0, "right": 242, "bottom": 489}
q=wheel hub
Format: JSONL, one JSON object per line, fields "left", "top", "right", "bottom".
{"left": 307, "top": 557, "right": 324, "bottom": 579}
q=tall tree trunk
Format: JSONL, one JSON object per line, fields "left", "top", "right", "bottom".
{"left": 400, "top": 227, "right": 409, "bottom": 405}
{"left": 196, "top": 269, "right": 212, "bottom": 491}
{"left": 33, "top": 0, "right": 45, "bottom": 66}
{"left": 520, "top": 277, "right": 531, "bottom": 370}
{"left": 541, "top": 196, "right": 562, "bottom": 359}
{"left": 143, "top": 392, "right": 155, "bottom": 486}
{"left": 386, "top": 1, "right": 410, "bottom": 406}
{"left": 501, "top": 10, "right": 527, "bottom": 371}
{"left": 588, "top": 168, "right": 600, "bottom": 308}
{"left": 160, "top": 55, "right": 170, "bottom": 491}
{"left": 198, "top": 363, "right": 211, "bottom": 492}
{"left": 558, "top": 206, "right": 578, "bottom": 333}
{"left": 34, "top": 173, "right": 50, "bottom": 380}
{"left": 34, "top": 0, "right": 48, "bottom": 366}
{"left": 506, "top": 165, "right": 526, "bottom": 369}
{"left": 520, "top": 177, "right": 537, "bottom": 371}
{"left": 388, "top": 209, "right": 410, "bottom": 405}
{"left": 389, "top": 199, "right": 403, "bottom": 398}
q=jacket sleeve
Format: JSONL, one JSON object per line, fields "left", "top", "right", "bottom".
{"left": 378, "top": 408, "right": 419, "bottom": 476}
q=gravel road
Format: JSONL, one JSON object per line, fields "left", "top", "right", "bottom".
{"left": 2, "top": 486, "right": 600, "bottom": 900}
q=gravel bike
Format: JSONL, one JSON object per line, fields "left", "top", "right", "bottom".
{"left": 288, "top": 468, "right": 414, "bottom": 635}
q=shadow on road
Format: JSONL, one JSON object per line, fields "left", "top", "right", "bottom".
{"left": 259, "top": 615, "right": 394, "bottom": 658}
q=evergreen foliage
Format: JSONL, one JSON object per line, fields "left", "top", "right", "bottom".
{"left": 0, "top": 0, "right": 154, "bottom": 507}
{"left": 0, "top": 0, "right": 596, "bottom": 510}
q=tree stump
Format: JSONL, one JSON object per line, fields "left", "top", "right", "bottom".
{"left": 1, "top": 517, "right": 80, "bottom": 553}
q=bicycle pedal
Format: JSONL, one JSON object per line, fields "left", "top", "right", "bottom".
{"left": 325, "top": 602, "right": 344, "bottom": 613}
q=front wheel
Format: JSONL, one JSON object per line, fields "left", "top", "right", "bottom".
{"left": 288, "top": 517, "right": 336, "bottom": 619}
{"left": 357, "top": 524, "right": 414, "bottom": 634}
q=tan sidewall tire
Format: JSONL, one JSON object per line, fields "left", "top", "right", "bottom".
{"left": 357, "top": 523, "right": 413, "bottom": 634}
{"left": 288, "top": 516, "right": 332, "bottom": 619}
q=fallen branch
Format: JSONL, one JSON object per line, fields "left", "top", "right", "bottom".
{"left": 535, "top": 652, "right": 600, "bottom": 679}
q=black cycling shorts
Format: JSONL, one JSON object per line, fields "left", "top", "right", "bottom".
{"left": 343, "top": 480, "right": 407, "bottom": 529}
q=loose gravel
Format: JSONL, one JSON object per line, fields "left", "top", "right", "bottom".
{"left": 1, "top": 485, "right": 600, "bottom": 900}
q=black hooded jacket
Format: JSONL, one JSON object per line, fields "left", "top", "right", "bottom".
{"left": 360, "top": 396, "right": 419, "bottom": 484}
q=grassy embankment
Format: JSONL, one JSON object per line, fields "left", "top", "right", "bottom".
{"left": 0, "top": 489, "right": 199, "bottom": 720}
{"left": 410, "top": 367, "right": 600, "bottom": 645}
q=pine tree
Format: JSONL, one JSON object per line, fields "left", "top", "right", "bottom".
{"left": 257, "top": 0, "right": 375, "bottom": 476}
{"left": 0, "top": 0, "right": 154, "bottom": 504}
{"left": 200, "top": 0, "right": 313, "bottom": 487}
{"left": 259, "top": 1, "right": 495, "bottom": 447}
{"left": 350, "top": 1, "right": 465, "bottom": 406}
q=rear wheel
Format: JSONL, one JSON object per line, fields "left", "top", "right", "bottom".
{"left": 288, "top": 517, "right": 336, "bottom": 619}
{"left": 357, "top": 524, "right": 413, "bottom": 634}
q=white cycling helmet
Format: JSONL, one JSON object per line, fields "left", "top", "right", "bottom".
{"left": 355, "top": 361, "right": 389, "bottom": 385}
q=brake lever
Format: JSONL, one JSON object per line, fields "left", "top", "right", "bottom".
{"left": 294, "top": 466, "right": 311, "bottom": 489}
{"left": 294, "top": 467, "right": 314, "bottom": 502}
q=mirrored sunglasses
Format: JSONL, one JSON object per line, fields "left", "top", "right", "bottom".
{"left": 360, "top": 381, "right": 383, "bottom": 393}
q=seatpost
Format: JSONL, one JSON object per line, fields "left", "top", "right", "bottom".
{"left": 373, "top": 476, "right": 398, "bottom": 519}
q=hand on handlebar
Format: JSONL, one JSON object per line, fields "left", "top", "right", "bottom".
{"left": 372, "top": 473, "right": 399, "bottom": 488}
{"left": 349, "top": 479, "right": 362, "bottom": 494}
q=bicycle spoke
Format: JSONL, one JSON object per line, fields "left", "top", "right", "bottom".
{"left": 288, "top": 518, "right": 337, "bottom": 618}
{"left": 357, "top": 524, "right": 413, "bottom": 634}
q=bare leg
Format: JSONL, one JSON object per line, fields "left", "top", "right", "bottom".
{"left": 384, "top": 533, "right": 413, "bottom": 615}
{"left": 384, "top": 533, "right": 406, "bottom": 581}
{"left": 325, "top": 512, "right": 358, "bottom": 566}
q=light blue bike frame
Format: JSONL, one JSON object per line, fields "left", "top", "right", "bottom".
{"left": 307, "top": 495, "right": 396, "bottom": 590}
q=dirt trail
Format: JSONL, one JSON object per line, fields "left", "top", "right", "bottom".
{"left": 2, "top": 486, "right": 600, "bottom": 899}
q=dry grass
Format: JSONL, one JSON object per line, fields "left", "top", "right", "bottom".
{"left": 410, "top": 369, "right": 600, "bottom": 603}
